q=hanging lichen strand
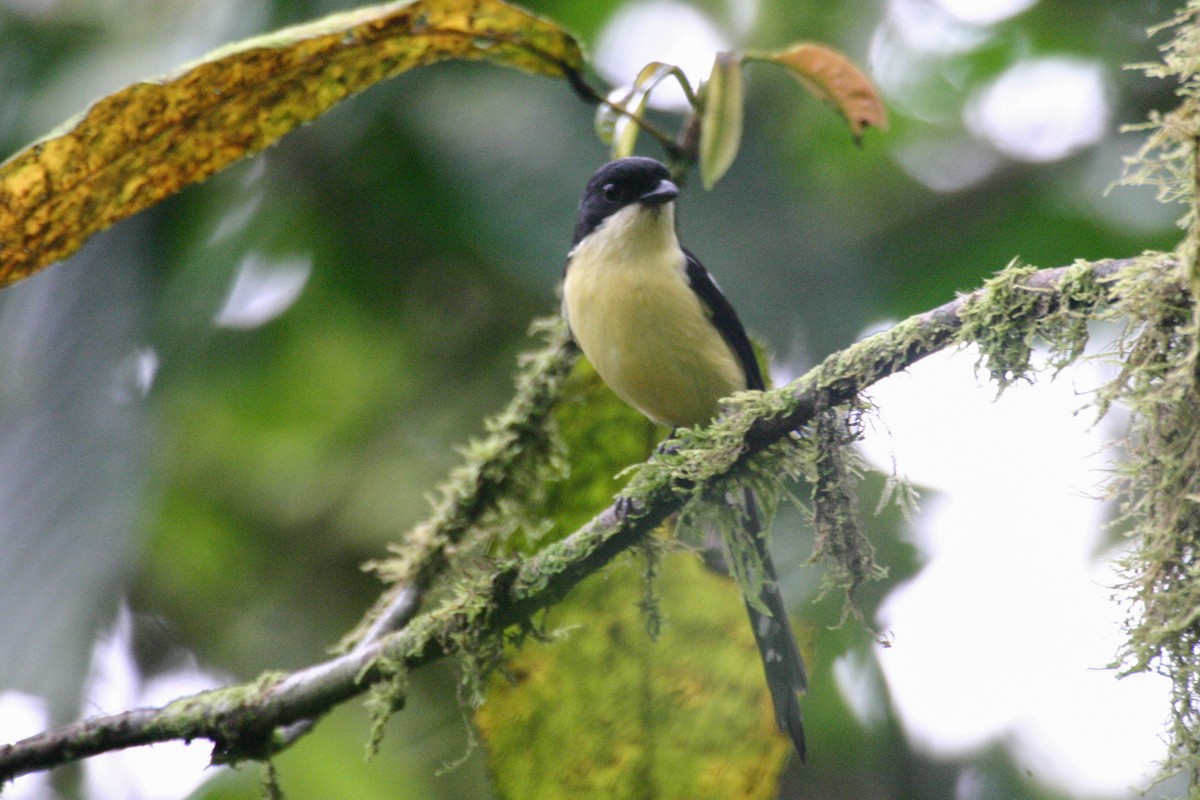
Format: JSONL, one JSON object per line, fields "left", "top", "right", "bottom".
{"left": 1107, "top": 3, "right": 1200, "bottom": 789}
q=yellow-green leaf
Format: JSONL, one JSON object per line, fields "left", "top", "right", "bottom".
{"left": 0, "top": 0, "right": 583, "bottom": 289}
{"left": 595, "top": 87, "right": 630, "bottom": 147}
{"left": 761, "top": 43, "right": 888, "bottom": 140}
{"left": 611, "top": 62, "right": 688, "bottom": 159}
{"left": 476, "top": 549, "right": 793, "bottom": 799}
{"left": 699, "top": 52, "right": 744, "bottom": 190}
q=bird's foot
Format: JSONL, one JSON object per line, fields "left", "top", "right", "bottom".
{"left": 655, "top": 430, "right": 681, "bottom": 457}
{"left": 613, "top": 494, "right": 642, "bottom": 522}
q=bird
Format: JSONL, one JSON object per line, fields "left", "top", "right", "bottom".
{"left": 561, "top": 155, "right": 808, "bottom": 761}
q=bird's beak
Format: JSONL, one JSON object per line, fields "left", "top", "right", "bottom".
{"left": 638, "top": 178, "right": 679, "bottom": 206}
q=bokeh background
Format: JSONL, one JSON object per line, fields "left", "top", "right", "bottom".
{"left": 0, "top": 0, "right": 1188, "bottom": 798}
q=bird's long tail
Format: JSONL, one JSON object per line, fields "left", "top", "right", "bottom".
{"left": 740, "top": 489, "right": 807, "bottom": 762}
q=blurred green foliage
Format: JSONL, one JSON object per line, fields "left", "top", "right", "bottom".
{"left": 0, "top": 0, "right": 1185, "bottom": 798}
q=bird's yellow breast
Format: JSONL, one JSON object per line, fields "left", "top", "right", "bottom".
{"left": 562, "top": 204, "right": 745, "bottom": 429}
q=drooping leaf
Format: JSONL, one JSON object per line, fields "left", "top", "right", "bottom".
{"left": 595, "top": 87, "right": 630, "bottom": 147}
{"left": 756, "top": 43, "right": 888, "bottom": 141}
{"left": 476, "top": 550, "right": 793, "bottom": 800}
{"left": 698, "top": 52, "right": 744, "bottom": 189}
{"left": 0, "top": 0, "right": 583, "bottom": 288}
{"left": 596, "top": 62, "right": 691, "bottom": 160}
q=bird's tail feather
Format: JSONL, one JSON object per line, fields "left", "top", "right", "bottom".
{"left": 741, "top": 489, "right": 807, "bottom": 762}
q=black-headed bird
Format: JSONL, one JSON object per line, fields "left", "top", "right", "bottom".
{"left": 561, "top": 156, "right": 807, "bottom": 760}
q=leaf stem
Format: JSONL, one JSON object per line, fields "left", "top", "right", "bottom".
{"left": 565, "top": 67, "right": 685, "bottom": 161}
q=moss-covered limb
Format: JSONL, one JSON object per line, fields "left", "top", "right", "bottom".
{"left": 342, "top": 318, "right": 576, "bottom": 651}
{"left": 0, "top": 499, "right": 670, "bottom": 783}
{"left": 0, "top": 707, "right": 162, "bottom": 782}
{"left": 0, "top": 670, "right": 297, "bottom": 781}
{"left": 419, "top": 257, "right": 1160, "bottom": 663}
{"left": 362, "top": 254, "right": 1148, "bottom": 653}
{"left": 713, "top": 257, "right": 1146, "bottom": 470}
{"left": 0, "top": 256, "right": 1157, "bottom": 784}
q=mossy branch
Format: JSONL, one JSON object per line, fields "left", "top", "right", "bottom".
{"left": 0, "top": 255, "right": 1161, "bottom": 784}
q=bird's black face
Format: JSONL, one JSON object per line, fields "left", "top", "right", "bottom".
{"left": 572, "top": 157, "right": 679, "bottom": 246}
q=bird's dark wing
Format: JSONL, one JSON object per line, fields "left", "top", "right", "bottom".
{"left": 684, "top": 250, "right": 764, "bottom": 392}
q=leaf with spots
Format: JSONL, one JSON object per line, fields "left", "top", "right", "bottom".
{"left": 0, "top": 0, "right": 583, "bottom": 288}
{"left": 476, "top": 550, "right": 793, "bottom": 799}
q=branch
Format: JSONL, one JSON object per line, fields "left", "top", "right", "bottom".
{"left": 0, "top": 255, "right": 1163, "bottom": 784}
{"left": 735, "top": 257, "right": 1142, "bottom": 457}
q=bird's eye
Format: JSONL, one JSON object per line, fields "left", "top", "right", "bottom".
{"left": 602, "top": 183, "right": 621, "bottom": 203}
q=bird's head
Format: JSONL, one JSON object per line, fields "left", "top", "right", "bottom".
{"left": 572, "top": 157, "right": 680, "bottom": 247}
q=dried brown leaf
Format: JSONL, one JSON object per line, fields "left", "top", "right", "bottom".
{"left": 765, "top": 43, "right": 888, "bottom": 140}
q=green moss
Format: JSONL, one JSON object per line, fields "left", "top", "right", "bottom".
{"left": 807, "top": 407, "right": 885, "bottom": 622}
{"left": 636, "top": 536, "right": 665, "bottom": 641}
{"left": 958, "top": 260, "right": 1046, "bottom": 389}
{"left": 1099, "top": 3, "right": 1200, "bottom": 788}
{"left": 363, "top": 659, "right": 408, "bottom": 758}
{"left": 1099, "top": 256, "right": 1200, "bottom": 784}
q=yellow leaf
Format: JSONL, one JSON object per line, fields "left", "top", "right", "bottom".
{"left": 699, "top": 52, "right": 744, "bottom": 189}
{"left": 594, "top": 87, "right": 628, "bottom": 147}
{"left": 765, "top": 43, "right": 888, "bottom": 141}
{"left": 0, "top": 0, "right": 583, "bottom": 288}
{"left": 606, "top": 62, "right": 688, "bottom": 160}
{"left": 476, "top": 550, "right": 792, "bottom": 800}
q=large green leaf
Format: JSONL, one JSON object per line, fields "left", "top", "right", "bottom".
{"left": 476, "top": 550, "right": 793, "bottom": 800}
{"left": 0, "top": 0, "right": 582, "bottom": 287}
